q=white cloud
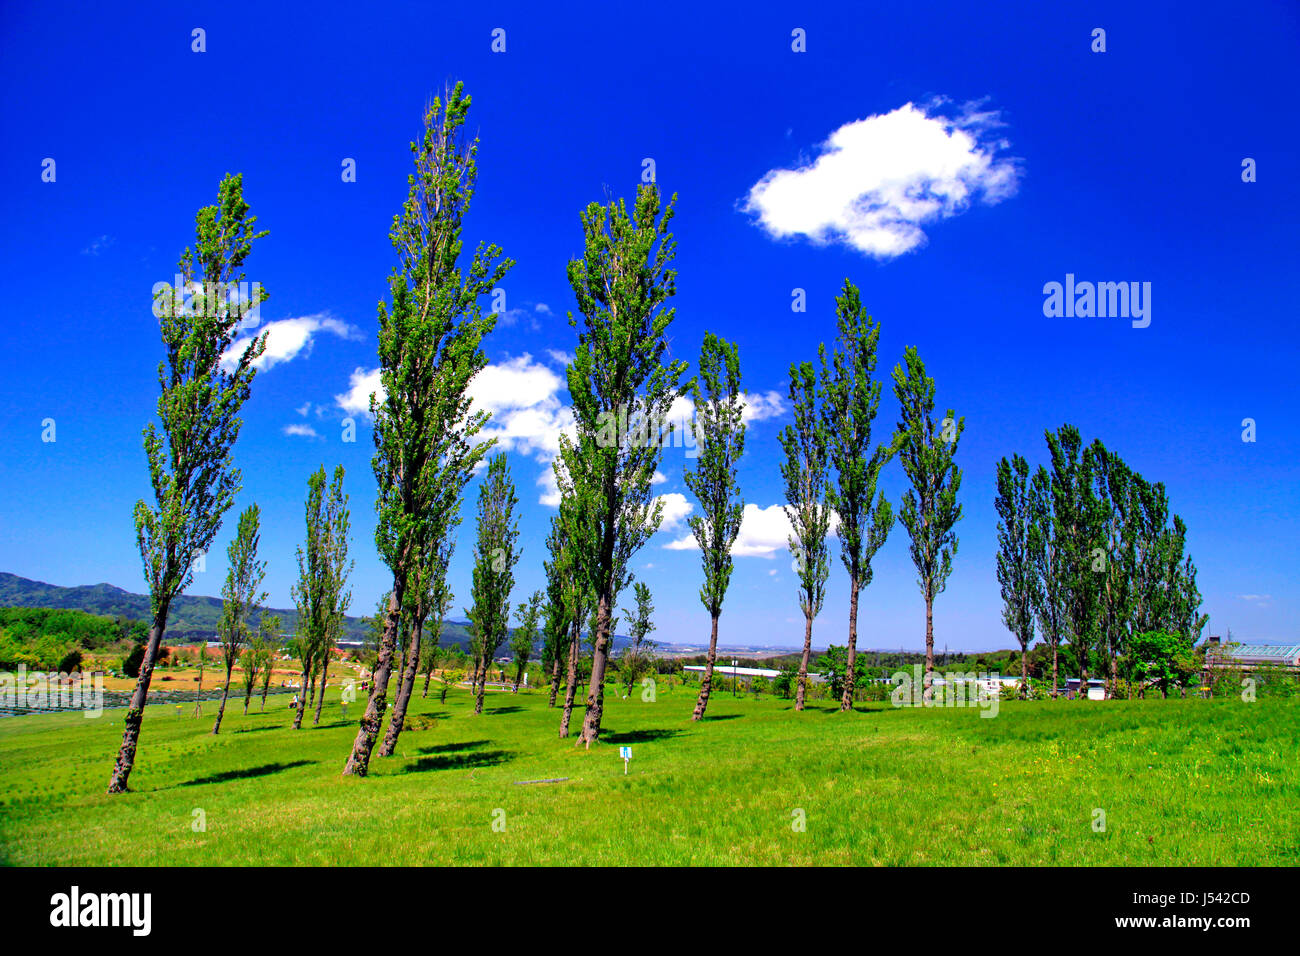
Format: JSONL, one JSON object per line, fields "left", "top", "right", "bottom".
{"left": 470, "top": 354, "right": 574, "bottom": 461}
{"left": 535, "top": 303, "right": 553, "bottom": 315}
{"left": 651, "top": 470, "right": 667, "bottom": 485}
{"left": 336, "top": 366, "right": 383, "bottom": 416}
{"left": 223, "top": 314, "right": 362, "bottom": 372}
{"left": 655, "top": 493, "right": 694, "bottom": 533}
{"left": 81, "top": 235, "right": 114, "bottom": 256}
{"left": 546, "top": 349, "right": 575, "bottom": 367}
{"left": 741, "top": 390, "right": 786, "bottom": 423}
{"left": 283, "top": 424, "right": 319, "bottom": 439}
{"left": 663, "top": 502, "right": 839, "bottom": 558}
{"left": 743, "top": 100, "right": 1020, "bottom": 259}
{"left": 1239, "top": 594, "right": 1272, "bottom": 603}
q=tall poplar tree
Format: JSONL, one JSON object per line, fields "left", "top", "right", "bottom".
{"left": 892, "top": 346, "right": 963, "bottom": 690}
{"left": 1028, "top": 465, "right": 1066, "bottom": 697}
{"left": 108, "top": 173, "right": 268, "bottom": 793}
{"left": 510, "top": 590, "right": 543, "bottom": 692}
{"left": 822, "top": 281, "right": 894, "bottom": 711}
{"left": 541, "top": 514, "right": 575, "bottom": 708}
{"left": 995, "top": 454, "right": 1039, "bottom": 695}
{"left": 212, "top": 505, "right": 266, "bottom": 735}
{"left": 467, "top": 454, "right": 520, "bottom": 715}
{"left": 291, "top": 465, "right": 352, "bottom": 731}
{"left": 779, "top": 360, "right": 832, "bottom": 711}
{"left": 1045, "top": 426, "right": 1105, "bottom": 693}
{"left": 687, "top": 333, "right": 746, "bottom": 721}
{"left": 557, "top": 184, "right": 687, "bottom": 746}
{"left": 343, "top": 83, "right": 510, "bottom": 776}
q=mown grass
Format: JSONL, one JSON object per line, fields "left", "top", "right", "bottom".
{"left": 0, "top": 682, "right": 1295, "bottom": 865}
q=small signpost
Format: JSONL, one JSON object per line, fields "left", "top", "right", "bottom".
{"left": 619, "top": 746, "right": 632, "bottom": 774}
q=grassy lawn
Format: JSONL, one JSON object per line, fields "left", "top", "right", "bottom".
{"left": 1, "top": 683, "right": 1296, "bottom": 865}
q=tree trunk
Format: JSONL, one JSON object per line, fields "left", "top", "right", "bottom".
{"left": 211, "top": 663, "right": 234, "bottom": 735}
{"left": 242, "top": 679, "right": 253, "bottom": 716}
{"left": 422, "top": 667, "right": 432, "bottom": 698}
{"left": 1051, "top": 642, "right": 1059, "bottom": 699}
{"left": 923, "top": 588, "right": 935, "bottom": 694}
{"left": 313, "top": 654, "right": 330, "bottom": 726}
{"left": 293, "top": 653, "right": 312, "bottom": 730}
{"left": 577, "top": 593, "right": 611, "bottom": 746}
{"left": 1020, "top": 638, "right": 1029, "bottom": 698}
{"left": 795, "top": 610, "right": 813, "bottom": 711}
{"left": 841, "top": 576, "right": 861, "bottom": 711}
{"left": 260, "top": 680, "right": 269, "bottom": 712}
{"left": 474, "top": 644, "right": 492, "bottom": 715}
{"left": 106, "top": 599, "right": 171, "bottom": 793}
{"left": 192, "top": 654, "right": 204, "bottom": 717}
{"left": 692, "top": 611, "right": 721, "bottom": 721}
{"left": 379, "top": 616, "right": 423, "bottom": 756}
{"left": 559, "top": 618, "right": 581, "bottom": 738}
{"left": 548, "top": 649, "right": 562, "bottom": 707}
{"left": 512, "top": 657, "right": 527, "bottom": 693}
{"left": 342, "top": 582, "right": 405, "bottom": 776}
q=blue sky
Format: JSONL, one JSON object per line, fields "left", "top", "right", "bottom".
{"left": 1, "top": 0, "right": 1297, "bottom": 651}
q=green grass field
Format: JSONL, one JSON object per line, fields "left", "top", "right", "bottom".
{"left": 1, "top": 683, "right": 1296, "bottom": 865}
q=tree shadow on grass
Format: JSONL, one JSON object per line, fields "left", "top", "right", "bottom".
{"left": 603, "top": 728, "right": 682, "bottom": 744}
{"left": 698, "top": 713, "right": 743, "bottom": 722}
{"left": 178, "top": 760, "right": 316, "bottom": 788}
{"left": 401, "top": 750, "right": 514, "bottom": 774}
{"left": 484, "top": 705, "right": 523, "bottom": 715}
{"left": 416, "top": 739, "right": 491, "bottom": 756}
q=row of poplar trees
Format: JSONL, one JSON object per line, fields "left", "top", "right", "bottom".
{"left": 994, "top": 427, "right": 1207, "bottom": 697}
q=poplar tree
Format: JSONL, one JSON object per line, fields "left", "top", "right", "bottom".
{"left": 779, "top": 360, "right": 832, "bottom": 711}
{"left": 620, "top": 580, "right": 657, "bottom": 696}
{"left": 1045, "top": 426, "right": 1105, "bottom": 693}
{"left": 541, "top": 514, "right": 574, "bottom": 708}
{"left": 420, "top": 583, "right": 454, "bottom": 698}
{"left": 687, "top": 333, "right": 746, "bottom": 721}
{"left": 557, "top": 184, "right": 687, "bottom": 746}
{"left": 212, "top": 504, "right": 267, "bottom": 735}
{"left": 995, "top": 454, "right": 1039, "bottom": 695}
{"left": 258, "top": 614, "right": 280, "bottom": 711}
{"left": 1028, "top": 465, "right": 1066, "bottom": 697}
{"left": 291, "top": 466, "right": 352, "bottom": 731}
{"left": 510, "top": 590, "right": 543, "bottom": 692}
{"left": 822, "top": 281, "right": 894, "bottom": 711}
{"left": 553, "top": 497, "right": 591, "bottom": 737}
{"left": 1091, "top": 442, "right": 1136, "bottom": 697}
{"left": 108, "top": 173, "right": 268, "bottom": 793}
{"left": 343, "top": 83, "right": 510, "bottom": 776}
{"left": 468, "top": 454, "right": 520, "bottom": 715}
{"left": 892, "top": 346, "right": 963, "bottom": 691}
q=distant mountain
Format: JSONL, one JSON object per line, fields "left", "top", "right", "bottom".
{"left": 0, "top": 571, "right": 642, "bottom": 655}
{"left": 0, "top": 571, "right": 469, "bottom": 649}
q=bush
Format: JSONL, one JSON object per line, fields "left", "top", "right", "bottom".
{"left": 122, "top": 643, "right": 146, "bottom": 678}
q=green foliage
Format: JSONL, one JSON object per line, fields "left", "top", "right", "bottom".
{"left": 122, "top": 643, "right": 146, "bottom": 678}
{"left": 217, "top": 504, "right": 268, "bottom": 672}
{"left": 779, "top": 360, "right": 832, "bottom": 625}
{"left": 135, "top": 173, "right": 269, "bottom": 620}
{"left": 510, "top": 590, "right": 544, "bottom": 680}
{"left": 467, "top": 455, "right": 521, "bottom": 680}
{"left": 892, "top": 345, "right": 962, "bottom": 604}
{"left": 816, "top": 645, "right": 870, "bottom": 701}
{"left": 995, "top": 454, "right": 1038, "bottom": 668}
{"left": 1124, "top": 630, "right": 1198, "bottom": 696}
{"left": 684, "top": 333, "right": 746, "bottom": 616}
{"left": 0, "top": 606, "right": 128, "bottom": 652}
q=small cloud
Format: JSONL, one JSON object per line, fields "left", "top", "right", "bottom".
{"left": 295, "top": 402, "right": 311, "bottom": 417}
{"left": 741, "top": 390, "right": 786, "bottom": 423}
{"left": 1239, "top": 594, "right": 1272, "bottom": 603}
{"left": 81, "top": 235, "right": 114, "bottom": 256}
{"left": 652, "top": 470, "right": 667, "bottom": 485}
{"left": 223, "top": 314, "right": 363, "bottom": 372}
{"left": 283, "top": 424, "right": 319, "bottom": 439}
{"left": 546, "top": 349, "right": 575, "bottom": 367}
{"left": 743, "top": 99, "right": 1020, "bottom": 259}
{"left": 535, "top": 303, "right": 553, "bottom": 315}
